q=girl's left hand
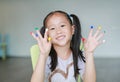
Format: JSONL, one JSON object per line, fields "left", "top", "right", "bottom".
{"left": 84, "top": 26, "right": 104, "bottom": 53}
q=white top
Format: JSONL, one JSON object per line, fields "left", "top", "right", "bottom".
{"left": 44, "top": 53, "right": 85, "bottom": 82}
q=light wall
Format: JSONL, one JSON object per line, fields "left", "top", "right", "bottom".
{"left": 0, "top": 0, "right": 120, "bottom": 57}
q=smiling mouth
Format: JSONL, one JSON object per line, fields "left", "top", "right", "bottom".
{"left": 56, "top": 35, "right": 65, "bottom": 40}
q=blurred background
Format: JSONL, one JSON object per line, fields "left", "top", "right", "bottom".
{"left": 0, "top": 0, "right": 120, "bottom": 82}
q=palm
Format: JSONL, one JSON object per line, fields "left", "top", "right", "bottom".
{"left": 37, "top": 37, "right": 51, "bottom": 55}
{"left": 31, "top": 29, "right": 52, "bottom": 58}
{"left": 84, "top": 28, "right": 104, "bottom": 52}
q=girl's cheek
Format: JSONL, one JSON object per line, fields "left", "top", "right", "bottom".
{"left": 51, "top": 33, "right": 55, "bottom": 38}
{"left": 48, "top": 31, "right": 55, "bottom": 38}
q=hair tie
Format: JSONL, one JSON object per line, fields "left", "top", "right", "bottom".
{"left": 68, "top": 14, "right": 73, "bottom": 23}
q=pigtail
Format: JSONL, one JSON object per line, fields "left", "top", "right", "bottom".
{"left": 70, "top": 14, "right": 85, "bottom": 61}
{"left": 70, "top": 14, "right": 85, "bottom": 78}
{"left": 40, "top": 26, "right": 45, "bottom": 37}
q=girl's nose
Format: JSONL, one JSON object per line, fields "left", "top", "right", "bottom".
{"left": 56, "top": 27, "right": 62, "bottom": 34}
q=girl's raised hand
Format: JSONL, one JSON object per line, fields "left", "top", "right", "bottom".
{"left": 30, "top": 28, "right": 52, "bottom": 58}
{"left": 83, "top": 26, "right": 104, "bottom": 54}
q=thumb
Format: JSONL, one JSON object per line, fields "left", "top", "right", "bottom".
{"left": 82, "top": 37, "right": 86, "bottom": 44}
{"left": 80, "top": 37, "right": 86, "bottom": 51}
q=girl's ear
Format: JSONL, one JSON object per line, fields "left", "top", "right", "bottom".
{"left": 71, "top": 25, "right": 75, "bottom": 35}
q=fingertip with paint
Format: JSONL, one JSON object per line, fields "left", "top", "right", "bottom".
{"left": 102, "top": 40, "right": 106, "bottom": 43}
{"left": 91, "top": 26, "right": 94, "bottom": 29}
{"left": 98, "top": 26, "right": 102, "bottom": 30}
{"left": 82, "top": 37, "right": 85, "bottom": 42}
{"left": 35, "top": 27, "right": 39, "bottom": 30}
{"left": 46, "top": 28, "right": 48, "bottom": 32}
{"left": 30, "top": 32, "right": 33, "bottom": 35}
{"left": 35, "top": 33, "right": 38, "bottom": 37}
{"left": 48, "top": 37, "right": 52, "bottom": 41}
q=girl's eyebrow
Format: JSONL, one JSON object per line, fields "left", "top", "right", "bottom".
{"left": 47, "top": 25, "right": 55, "bottom": 28}
{"left": 47, "top": 22, "right": 67, "bottom": 28}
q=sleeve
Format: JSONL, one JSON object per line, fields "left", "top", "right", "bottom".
{"left": 44, "top": 56, "right": 51, "bottom": 82}
{"left": 78, "top": 58, "right": 85, "bottom": 80}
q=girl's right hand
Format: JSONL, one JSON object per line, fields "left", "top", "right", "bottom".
{"left": 31, "top": 28, "right": 52, "bottom": 59}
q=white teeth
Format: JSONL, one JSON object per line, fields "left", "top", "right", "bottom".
{"left": 56, "top": 35, "right": 65, "bottom": 40}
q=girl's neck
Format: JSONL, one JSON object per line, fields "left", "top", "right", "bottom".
{"left": 53, "top": 43, "right": 72, "bottom": 60}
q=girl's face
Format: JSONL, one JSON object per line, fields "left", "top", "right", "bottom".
{"left": 46, "top": 13, "right": 75, "bottom": 47}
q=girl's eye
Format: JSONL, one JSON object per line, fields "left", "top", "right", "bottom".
{"left": 50, "top": 28, "right": 55, "bottom": 30}
{"left": 61, "top": 25, "right": 65, "bottom": 27}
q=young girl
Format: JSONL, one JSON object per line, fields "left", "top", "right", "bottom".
{"left": 30, "top": 10, "right": 104, "bottom": 82}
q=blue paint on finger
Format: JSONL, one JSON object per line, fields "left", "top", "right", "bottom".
{"left": 90, "top": 26, "right": 94, "bottom": 29}
{"left": 35, "top": 33, "right": 38, "bottom": 37}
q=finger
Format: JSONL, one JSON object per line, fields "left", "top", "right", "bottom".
{"left": 93, "top": 29, "right": 100, "bottom": 38}
{"left": 35, "top": 27, "right": 43, "bottom": 39}
{"left": 97, "top": 39, "right": 106, "bottom": 46}
{"left": 80, "top": 37, "right": 86, "bottom": 51}
{"left": 98, "top": 26, "right": 102, "bottom": 30}
{"left": 88, "top": 26, "right": 94, "bottom": 38}
{"left": 94, "top": 26, "right": 102, "bottom": 37}
{"left": 81, "top": 37, "right": 86, "bottom": 43}
{"left": 96, "top": 33, "right": 104, "bottom": 41}
{"left": 48, "top": 37, "right": 52, "bottom": 42}
{"left": 30, "top": 32, "right": 39, "bottom": 41}
{"left": 44, "top": 28, "right": 48, "bottom": 40}
{"left": 36, "top": 30, "right": 43, "bottom": 40}
{"left": 82, "top": 37, "right": 87, "bottom": 46}
{"left": 30, "top": 32, "right": 36, "bottom": 39}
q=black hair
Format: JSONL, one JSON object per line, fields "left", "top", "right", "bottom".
{"left": 40, "top": 10, "right": 85, "bottom": 79}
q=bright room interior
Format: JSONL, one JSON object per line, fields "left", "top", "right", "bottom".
{"left": 0, "top": 0, "right": 120, "bottom": 82}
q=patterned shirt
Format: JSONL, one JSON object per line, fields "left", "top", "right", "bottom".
{"left": 44, "top": 53, "right": 85, "bottom": 82}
